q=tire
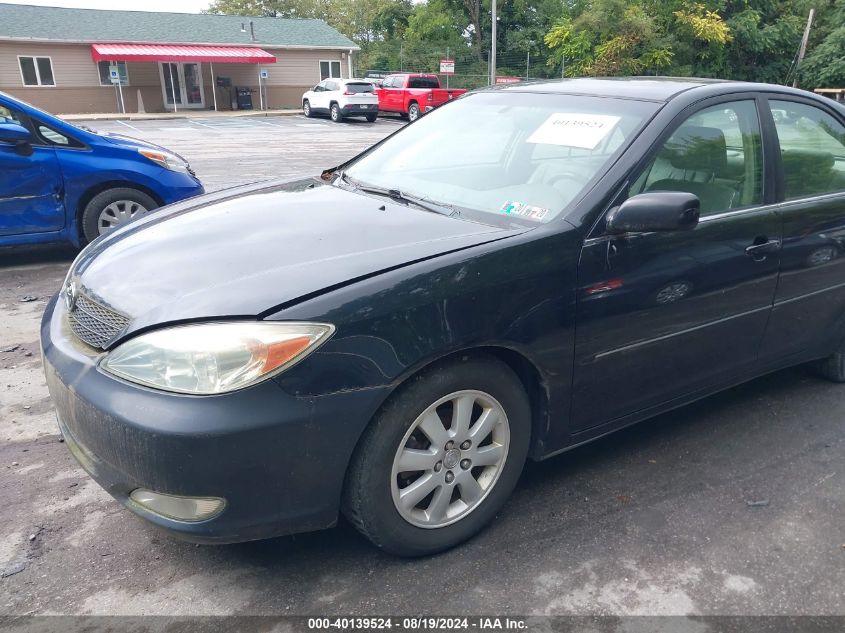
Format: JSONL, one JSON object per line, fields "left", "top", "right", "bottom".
{"left": 303, "top": 99, "right": 312, "bottom": 118}
{"left": 811, "top": 337, "right": 845, "bottom": 382}
{"left": 343, "top": 355, "right": 531, "bottom": 556}
{"left": 407, "top": 102, "right": 420, "bottom": 122}
{"left": 81, "top": 187, "right": 158, "bottom": 244}
{"left": 330, "top": 103, "right": 343, "bottom": 123}
{"left": 365, "top": 113, "right": 378, "bottom": 123}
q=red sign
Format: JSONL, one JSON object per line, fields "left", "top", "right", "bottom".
{"left": 495, "top": 76, "right": 522, "bottom": 84}
{"left": 439, "top": 59, "right": 455, "bottom": 75}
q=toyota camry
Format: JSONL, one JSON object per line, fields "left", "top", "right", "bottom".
{"left": 43, "top": 78, "right": 845, "bottom": 556}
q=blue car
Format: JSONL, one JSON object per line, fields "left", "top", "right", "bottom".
{"left": 0, "top": 91, "right": 204, "bottom": 246}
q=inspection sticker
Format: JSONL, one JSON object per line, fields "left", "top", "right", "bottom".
{"left": 499, "top": 201, "right": 550, "bottom": 221}
{"left": 527, "top": 113, "right": 621, "bottom": 149}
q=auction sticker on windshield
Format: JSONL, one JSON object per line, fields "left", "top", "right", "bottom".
{"left": 527, "top": 113, "right": 621, "bottom": 149}
{"left": 500, "top": 201, "right": 550, "bottom": 221}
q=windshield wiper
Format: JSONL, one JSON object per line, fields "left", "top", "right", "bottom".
{"left": 337, "top": 172, "right": 458, "bottom": 217}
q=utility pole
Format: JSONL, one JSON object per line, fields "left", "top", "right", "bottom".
{"left": 793, "top": 8, "right": 815, "bottom": 88}
{"left": 489, "top": 0, "right": 497, "bottom": 85}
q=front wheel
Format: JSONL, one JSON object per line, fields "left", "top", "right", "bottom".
{"left": 407, "top": 102, "right": 420, "bottom": 122}
{"left": 343, "top": 355, "right": 530, "bottom": 556}
{"left": 81, "top": 187, "right": 158, "bottom": 244}
{"left": 365, "top": 113, "right": 378, "bottom": 123}
{"left": 330, "top": 103, "right": 343, "bottom": 123}
{"left": 303, "top": 99, "right": 312, "bottom": 118}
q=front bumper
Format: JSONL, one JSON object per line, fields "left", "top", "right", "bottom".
{"left": 41, "top": 295, "right": 390, "bottom": 543}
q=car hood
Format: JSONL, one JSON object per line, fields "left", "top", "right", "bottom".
{"left": 70, "top": 178, "right": 524, "bottom": 339}
{"left": 100, "top": 132, "right": 190, "bottom": 160}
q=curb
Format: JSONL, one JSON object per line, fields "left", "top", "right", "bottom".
{"left": 59, "top": 110, "right": 303, "bottom": 122}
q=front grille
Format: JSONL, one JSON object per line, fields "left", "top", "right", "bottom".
{"left": 68, "top": 293, "right": 130, "bottom": 350}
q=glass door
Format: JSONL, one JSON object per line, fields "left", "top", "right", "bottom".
{"left": 183, "top": 63, "right": 204, "bottom": 106}
{"left": 161, "top": 63, "right": 183, "bottom": 106}
{"left": 160, "top": 63, "right": 205, "bottom": 109}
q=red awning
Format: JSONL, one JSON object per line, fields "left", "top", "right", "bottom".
{"left": 91, "top": 44, "right": 276, "bottom": 64}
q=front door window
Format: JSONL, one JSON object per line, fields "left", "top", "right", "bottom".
{"left": 629, "top": 101, "right": 764, "bottom": 215}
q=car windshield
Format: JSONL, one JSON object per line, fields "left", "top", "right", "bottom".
{"left": 344, "top": 91, "right": 659, "bottom": 224}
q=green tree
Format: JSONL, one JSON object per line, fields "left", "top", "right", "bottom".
{"left": 800, "top": 0, "right": 845, "bottom": 87}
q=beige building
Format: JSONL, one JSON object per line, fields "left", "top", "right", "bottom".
{"left": 0, "top": 3, "right": 358, "bottom": 114}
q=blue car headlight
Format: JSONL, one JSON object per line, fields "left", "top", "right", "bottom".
{"left": 138, "top": 148, "right": 191, "bottom": 174}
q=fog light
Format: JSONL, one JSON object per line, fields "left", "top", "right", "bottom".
{"left": 129, "top": 489, "right": 225, "bottom": 522}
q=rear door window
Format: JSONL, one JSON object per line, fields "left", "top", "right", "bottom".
{"left": 408, "top": 76, "right": 439, "bottom": 89}
{"left": 769, "top": 100, "right": 845, "bottom": 199}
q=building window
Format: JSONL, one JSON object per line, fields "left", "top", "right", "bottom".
{"left": 98, "top": 61, "right": 129, "bottom": 86}
{"left": 19, "top": 56, "right": 55, "bottom": 86}
{"left": 319, "top": 60, "right": 341, "bottom": 80}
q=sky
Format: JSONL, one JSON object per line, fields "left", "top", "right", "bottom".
{"left": 0, "top": 0, "right": 212, "bottom": 12}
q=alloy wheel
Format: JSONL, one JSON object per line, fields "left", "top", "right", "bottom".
{"left": 390, "top": 389, "right": 510, "bottom": 529}
{"left": 97, "top": 200, "right": 150, "bottom": 235}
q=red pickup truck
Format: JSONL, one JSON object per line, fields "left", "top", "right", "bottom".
{"left": 376, "top": 74, "right": 467, "bottom": 121}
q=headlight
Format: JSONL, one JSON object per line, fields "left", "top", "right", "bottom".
{"left": 138, "top": 148, "right": 191, "bottom": 174}
{"left": 100, "top": 322, "right": 334, "bottom": 394}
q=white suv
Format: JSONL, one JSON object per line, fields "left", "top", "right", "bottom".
{"left": 302, "top": 79, "right": 379, "bottom": 123}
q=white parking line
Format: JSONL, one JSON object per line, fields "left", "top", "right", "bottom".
{"left": 189, "top": 119, "right": 223, "bottom": 133}
{"left": 114, "top": 119, "right": 143, "bottom": 133}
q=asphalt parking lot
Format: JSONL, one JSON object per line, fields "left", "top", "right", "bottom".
{"left": 86, "top": 114, "right": 406, "bottom": 192}
{"left": 1, "top": 114, "right": 843, "bottom": 618}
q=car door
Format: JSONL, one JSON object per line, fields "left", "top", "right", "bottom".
{"left": 381, "top": 75, "right": 402, "bottom": 112}
{"left": 758, "top": 97, "right": 845, "bottom": 360}
{"left": 310, "top": 81, "right": 329, "bottom": 111}
{"left": 0, "top": 101, "right": 64, "bottom": 237}
{"left": 571, "top": 97, "right": 781, "bottom": 431}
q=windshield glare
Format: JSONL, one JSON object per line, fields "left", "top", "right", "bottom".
{"left": 345, "top": 92, "right": 658, "bottom": 223}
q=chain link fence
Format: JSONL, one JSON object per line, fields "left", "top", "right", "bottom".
{"left": 354, "top": 44, "right": 564, "bottom": 89}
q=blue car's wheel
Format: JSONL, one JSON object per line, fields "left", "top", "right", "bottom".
{"left": 81, "top": 188, "right": 157, "bottom": 244}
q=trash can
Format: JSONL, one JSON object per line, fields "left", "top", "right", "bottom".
{"left": 236, "top": 87, "right": 253, "bottom": 110}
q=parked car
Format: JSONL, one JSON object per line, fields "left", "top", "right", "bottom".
{"left": 43, "top": 78, "right": 845, "bottom": 556}
{"left": 376, "top": 73, "right": 467, "bottom": 121}
{"left": 0, "top": 92, "right": 204, "bottom": 247}
{"left": 302, "top": 79, "right": 379, "bottom": 123}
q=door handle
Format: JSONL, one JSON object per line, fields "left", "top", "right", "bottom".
{"left": 745, "top": 238, "right": 781, "bottom": 260}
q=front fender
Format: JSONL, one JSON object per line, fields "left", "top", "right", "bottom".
{"left": 269, "top": 227, "right": 582, "bottom": 456}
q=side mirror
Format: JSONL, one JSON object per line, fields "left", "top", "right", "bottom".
{"left": 606, "top": 191, "right": 700, "bottom": 234}
{"left": 0, "top": 123, "right": 33, "bottom": 157}
{"left": 0, "top": 122, "right": 31, "bottom": 143}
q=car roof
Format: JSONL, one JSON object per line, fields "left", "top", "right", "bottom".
{"left": 488, "top": 76, "right": 818, "bottom": 103}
